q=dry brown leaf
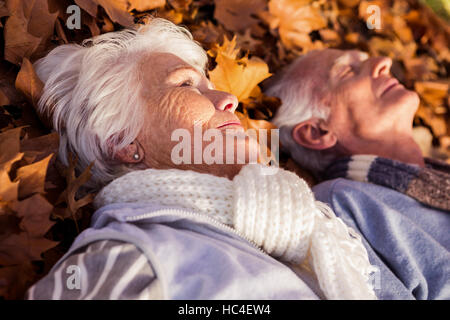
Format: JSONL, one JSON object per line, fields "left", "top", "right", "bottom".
{"left": 191, "top": 20, "right": 227, "bottom": 49}
{"left": 0, "top": 263, "right": 35, "bottom": 300}
{"left": 54, "top": 18, "right": 69, "bottom": 44}
{"left": 74, "top": 0, "right": 133, "bottom": 26}
{"left": 208, "top": 36, "right": 272, "bottom": 102}
{"left": 168, "top": 0, "right": 192, "bottom": 11}
{"left": 14, "top": 154, "right": 53, "bottom": 199}
{"left": 368, "top": 37, "right": 416, "bottom": 61}
{"left": 3, "top": 17, "right": 41, "bottom": 65}
{"left": 214, "top": 0, "right": 266, "bottom": 32}
{"left": 20, "top": 132, "right": 59, "bottom": 157}
{"left": 0, "top": 231, "right": 58, "bottom": 264}
{"left": 337, "top": 0, "right": 360, "bottom": 7}
{"left": 404, "top": 56, "right": 439, "bottom": 81}
{"left": 0, "top": 126, "right": 23, "bottom": 167}
{"left": 55, "top": 154, "right": 94, "bottom": 222}
{"left": 415, "top": 81, "right": 449, "bottom": 108}
{"left": 14, "top": 58, "right": 54, "bottom": 130}
{"left": 84, "top": 12, "right": 101, "bottom": 37}
{"left": 15, "top": 58, "right": 44, "bottom": 107}
{"left": 0, "top": 89, "right": 10, "bottom": 106}
{"left": 4, "top": 0, "right": 58, "bottom": 64}
{"left": 156, "top": 8, "right": 184, "bottom": 24}
{"left": 15, "top": 193, "right": 54, "bottom": 237}
{"left": 0, "top": 171, "right": 19, "bottom": 202}
{"left": 0, "top": 0, "right": 9, "bottom": 19}
{"left": 416, "top": 106, "right": 448, "bottom": 138}
{"left": 319, "top": 29, "right": 340, "bottom": 44}
{"left": 236, "top": 29, "right": 263, "bottom": 53}
{"left": 414, "top": 82, "right": 448, "bottom": 141}
{"left": 0, "top": 127, "right": 23, "bottom": 203}
{"left": 392, "top": 15, "right": 414, "bottom": 43}
{"left": 266, "top": 0, "right": 327, "bottom": 51}
{"left": 129, "top": 0, "right": 165, "bottom": 12}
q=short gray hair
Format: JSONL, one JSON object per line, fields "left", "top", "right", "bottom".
{"left": 265, "top": 55, "right": 336, "bottom": 175}
{"left": 35, "top": 18, "right": 208, "bottom": 189}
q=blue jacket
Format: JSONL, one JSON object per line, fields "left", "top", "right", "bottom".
{"left": 313, "top": 178, "right": 450, "bottom": 300}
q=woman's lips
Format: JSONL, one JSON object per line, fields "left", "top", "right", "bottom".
{"left": 217, "top": 120, "right": 243, "bottom": 129}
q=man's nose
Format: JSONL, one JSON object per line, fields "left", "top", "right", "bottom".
{"left": 365, "top": 56, "right": 392, "bottom": 77}
{"left": 206, "top": 90, "right": 239, "bottom": 113}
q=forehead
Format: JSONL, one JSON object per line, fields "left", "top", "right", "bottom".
{"left": 139, "top": 52, "right": 197, "bottom": 76}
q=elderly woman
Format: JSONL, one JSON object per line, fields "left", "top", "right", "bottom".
{"left": 26, "top": 18, "right": 376, "bottom": 300}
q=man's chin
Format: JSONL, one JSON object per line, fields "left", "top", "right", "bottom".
{"left": 383, "top": 88, "right": 419, "bottom": 113}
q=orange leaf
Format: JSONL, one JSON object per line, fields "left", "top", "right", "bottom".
{"left": 14, "top": 154, "right": 53, "bottom": 199}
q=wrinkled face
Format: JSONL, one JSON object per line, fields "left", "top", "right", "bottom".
{"left": 135, "top": 52, "right": 258, "bottom": 178}
{"left": 297, "top": 49, "right": 420, "bottom": 146}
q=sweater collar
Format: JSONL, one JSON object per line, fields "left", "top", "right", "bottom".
{"left": 323, "top": 155, "right": 450, "bottom": 211}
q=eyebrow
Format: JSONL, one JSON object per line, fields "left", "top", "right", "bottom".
{"left": 166, "top": 65, "right": 202, "bottom": 78}
{"left": 333, "top": 51, "right": 369, "bottom": 68}
{"left": 166, "top": 65, "right": 214, "bottom": 89}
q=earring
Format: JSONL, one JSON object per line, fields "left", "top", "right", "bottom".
{"left": 133, "top": 153, "right": 140, "bottom": 160}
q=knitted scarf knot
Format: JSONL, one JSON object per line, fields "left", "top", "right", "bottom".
{"left": 94, "top": 164, "right": 377, "bottom": 299}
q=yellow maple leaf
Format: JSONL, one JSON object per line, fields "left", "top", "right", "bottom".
{"left": 208, "top": 36, "right": 272, "bottom": 102}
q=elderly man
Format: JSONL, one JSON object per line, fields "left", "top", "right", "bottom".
{"left": 266, "top": 49, "right": 450, "bottom": 300}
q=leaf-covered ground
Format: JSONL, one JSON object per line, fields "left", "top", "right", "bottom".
{"left": 0, "top": 0, "right": 449, "bottom": 299}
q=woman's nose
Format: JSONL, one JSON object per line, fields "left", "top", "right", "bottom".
{"left": 206, "top": 90, "right": 239, "bottom": 113}
{"left": 367, "top": 56, "right": 392, "bottom": 77}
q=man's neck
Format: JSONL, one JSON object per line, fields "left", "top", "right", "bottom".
{"left": 342, "top": 134, "right": 425, "bottom": 167}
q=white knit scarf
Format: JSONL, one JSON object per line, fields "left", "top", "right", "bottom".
{"left": 94, "top": 164, "right": 378, "bottom": 300}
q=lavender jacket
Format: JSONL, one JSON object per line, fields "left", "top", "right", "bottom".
{"left": 26, "top": 202, "right": 320, "bottom": 300}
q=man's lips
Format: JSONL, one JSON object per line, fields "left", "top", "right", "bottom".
{"left": 217, "top": 120, "right": 243, "bottom": 129}
{"left": 381, "top": 78, "right": 400, "bottom": 96}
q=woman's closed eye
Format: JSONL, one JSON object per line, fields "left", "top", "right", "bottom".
{"left": 179, "top": 78, "right": 195, "bottom": 87}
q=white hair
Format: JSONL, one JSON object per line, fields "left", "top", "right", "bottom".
{"left": 266, "top": 56, "right": 336, "bottom": 175}
{"left": 35, "top": 18, "right": 208, "bottom": 190}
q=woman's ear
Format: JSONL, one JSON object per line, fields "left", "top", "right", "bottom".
{"left": 291, "top": 118, "right": 337, "bottom": 151}
{"left": 113, "top": 140, "right": 145, "bottom": 164}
